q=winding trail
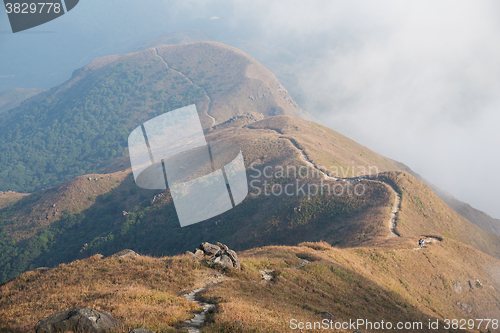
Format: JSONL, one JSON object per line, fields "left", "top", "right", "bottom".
{"left": 181, "top": 272, "right": 227, "bottom": 332}
{"left": 273, "top": 132, "right": 402, "bottom": 238}
{"left": 154, "top": 48, "right": 216, "bottom": 127}
{"left": 278, "top": 136, "right": 337, "bottom": 181}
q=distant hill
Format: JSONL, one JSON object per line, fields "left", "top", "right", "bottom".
{"left": 0, "top": 41, "right": 311, "bottom": 194}
{"left": 0, "top": 88, "right": 45, "bottom": 115}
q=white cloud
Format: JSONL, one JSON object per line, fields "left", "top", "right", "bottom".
{"left": 220, "top": 0, "right": 500, "bottom": 217}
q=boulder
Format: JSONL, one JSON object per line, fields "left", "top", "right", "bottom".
{"left": 207, "top": 254, "right": 234, "bottom": 269}
{"left": 216, "top": 242, "right": 229, "bottom": 251}
{"left": 468, "top": 280, "right": 475, "bottom": 290}
{"left": 185, "top": 251, "right": 201, "bottom": 261}
{"left": 110, "top": 249, "right": 138, "bottom": 259}
{"left": 35, "top": 308, "right": 120, "bottom": 333}
{"left": 200, "top": 242, "right": 220, "bottom": 256}
{"left": 225, "top": 249, "right": 241, "bottom": 270}
{"left": 194, "top": 249, "right": 205, "bottom": 259}
{"left": 198, "top": 242, "right": 240, "bottom": 270}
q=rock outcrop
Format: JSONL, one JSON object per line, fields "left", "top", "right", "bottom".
{"left": 186, "top": 242, "right": 240, "bottom": 269}
{"left": 35, "top": 308, "right": 120, "bottom": 333}
{"left": 109, "top": 249, "right": 139, "bottom": 259}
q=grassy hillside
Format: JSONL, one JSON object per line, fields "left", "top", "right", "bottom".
{"left": 1, "top": 241, "right": 499, "bottom": 333}
{"left": 382, "top": 172, "right": 500, "bottom": 259}
{"left": 395, "top": 161, "right": 500, "bottom": 236}
{"left": 2, "top": 115, "right": 500, "bottom": 284}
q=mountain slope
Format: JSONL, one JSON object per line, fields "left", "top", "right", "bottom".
{"left": 0, "top": 42, "right": 310, "bottom": 194}
{"left": 2, "top": 115, "right": 500, "bottom": 284}
{"left": 1, "top": 241, "right": 499, "bottom": 333}
{"left": 395, "top": 162, "right": 500, "bottom": 236}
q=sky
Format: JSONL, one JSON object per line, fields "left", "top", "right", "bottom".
{"left": 1, "top": 0, "right": 499, "bottom": 218}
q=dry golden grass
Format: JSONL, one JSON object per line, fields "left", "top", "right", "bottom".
{"left": 201, "top": 242, "right": 500, "bottom": 333}
{"left": 382, "top": 171, "right": 500, "bottom": 259}
{"left": 0, "top": 254, "right": 210, "bottom": 333}
{"left": 2, "top": 240, "right": 500, "bottom": 333}
{"left": 245, "top": 116, "right": 399, "bottom": 176}
{"left": 155, "top": 42, "right": 308, "bottom": 126}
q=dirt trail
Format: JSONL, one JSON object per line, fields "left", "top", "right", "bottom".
{"left": 278, "top": 136, "right": 337, "bottom": 181}
{"left": 154, "top": 48, "right": 216, "bottom": 127}
{"left": 385, "top": 183, "right": 401, "bottom": 238}
{"left": 413, "top": 236, "right": 442, "bottom": 250}
{"left": 277, "top": 133, "right": 402, "bottom": 238}
{"left": 181, "top": 271, "right": 227, "bottom": 332}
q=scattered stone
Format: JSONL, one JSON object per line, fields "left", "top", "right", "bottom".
{"left": 129, "top": 329, "right": 155, "bottom": 333}
{"left": 453, "top": 281, "right": 462, "bottom": 294}
{"left": 259, "top": 270, "right": 274, "bottom": 281}
{"left": 468, "top": 280, "right": 475, "bottom": 290}
{"left": 457, "top": 301, "right": 473, "bottom": 314}
{"left": 317, "top": 311, "right": 334, "bottom": 320}
{"left": 188, "top": 242, "right": 240, "bottom": 270}
{"left": 110, "top": 249, "right": 139, "bottom": 259}
{"left": 35, "top": 308, "right": 120, "bottom": 333}
{"left": 200, "top": 242, "right": 221, "bottom": 256}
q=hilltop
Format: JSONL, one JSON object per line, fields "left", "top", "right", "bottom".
{"left": 0, "top": 41, "right": 310, "bottom": 194}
